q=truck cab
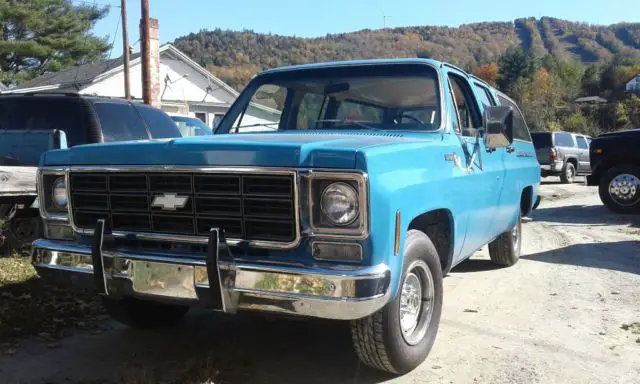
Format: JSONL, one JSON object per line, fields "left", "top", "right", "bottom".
{"left": 31, "top": 59, "right": 540, "bottom": 375}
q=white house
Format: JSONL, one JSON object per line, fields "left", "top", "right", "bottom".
{"left": 6, "top": 44, "right": 245, "bottom": 129}
{"left": 626, "top": 74, "right": 640, "bottom": 93}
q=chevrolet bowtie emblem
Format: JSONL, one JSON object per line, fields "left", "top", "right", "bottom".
{"left": 151, "top": 193, "right": 189, "bottom": 210}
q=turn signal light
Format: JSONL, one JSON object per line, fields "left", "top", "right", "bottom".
{"left": 591, "top": 148, "right": 603, "bottom": 154}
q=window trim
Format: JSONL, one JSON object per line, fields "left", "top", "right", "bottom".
{"left": 447, "top": 72, "right": 483, "bottom": 130}
{"left": 473, "top": 82, "right": 497, "bottom": 107}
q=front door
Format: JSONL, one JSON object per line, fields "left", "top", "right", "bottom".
{"left": 446, "top": 72, "right": 505, "bottom": 258}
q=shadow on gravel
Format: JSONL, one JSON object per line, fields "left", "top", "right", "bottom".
{"left": 530, "top": 204, "right": 640, "bottom": 228}
{"left": 522, "top": 241, "right": 640, "bottom": 275}
{"left": 450, "top": 259, "right": 505, "bottom": 273}
{"left": 3, "top": 311, "right": 394, "bottom": 384}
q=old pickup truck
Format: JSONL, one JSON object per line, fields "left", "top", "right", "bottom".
{"left": 31, "top": 59, "right": 540, "bottom": 374}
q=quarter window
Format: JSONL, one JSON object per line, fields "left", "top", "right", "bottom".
{"left": 496, "top": 95, "right": 531, "bottom": 142}
{"left": 576, "top": 136, "right": 589, "bottom": 149}
{"left": 553, "top": 132, "right": 575, "bottom": 147}
{"left": 233, "top": 84, "right": 287, "bottom": 133}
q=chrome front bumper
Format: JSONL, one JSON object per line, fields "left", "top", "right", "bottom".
{"left": 31, "top": 237, "right": 391, "bottom": 321}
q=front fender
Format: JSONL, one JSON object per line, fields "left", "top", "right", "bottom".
{"left": 361, "top": 138, "right": 468, "bottom": 300}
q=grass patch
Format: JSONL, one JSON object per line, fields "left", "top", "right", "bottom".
{"left": 0, "top": 256, "right": 106, "bottom": 346}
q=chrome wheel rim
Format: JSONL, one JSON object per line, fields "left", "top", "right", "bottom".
{"left": 399, "top": 260, "right": 434, "bottom": 345}
{"left": 566, "top": 166, "right": 574, "bottom": 181}
{"left": 608, "top": 174, "right": 639, "bottom": 206}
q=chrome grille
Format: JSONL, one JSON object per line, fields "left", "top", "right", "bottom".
{"left": 69, "top": 171, "right": 296, "bottom": 243}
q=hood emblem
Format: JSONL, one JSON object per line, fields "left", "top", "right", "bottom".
{"left": 152, "top": 193, "right": 189, "bottom": 210}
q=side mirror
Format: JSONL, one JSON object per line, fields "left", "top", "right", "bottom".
{"left": 52, "top": 129, "right": 68, "bottom": 149}
{"left": 483, "top": 106, "right": 514, "bottom": 149}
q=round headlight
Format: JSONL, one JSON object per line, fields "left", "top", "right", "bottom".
{"left": 52, "top": 177, "right": 68, "bottom": 208}
{"left": 320, "top": 182, "right": 359, "bottom": 226}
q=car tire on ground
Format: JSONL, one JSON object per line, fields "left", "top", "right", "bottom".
{"left": 102, "top": 297, "right": 190, "bottom": 329}
{"left": 488, "top": 210, "right": 522, "bottom": 267}
{"left": 560, "top": 162, "right": 575, "bottom": 184}
{"left": 350, "top": 230, "right": 443, "bottom": 375}
{"left": 598, "top": 164, "right": 640, "bottom": 214}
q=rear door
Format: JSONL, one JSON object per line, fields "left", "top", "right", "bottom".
{"left": 575, "top": 135, "right": 591, "bottom": 173}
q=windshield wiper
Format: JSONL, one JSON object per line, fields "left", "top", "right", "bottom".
{"left": 233, "top": 122, "right": 279, "bottom": 129}
{"left": 313, "top": 119, "right": 380, "bottom": 131}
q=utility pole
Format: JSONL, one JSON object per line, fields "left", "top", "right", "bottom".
{"left": 140, "top": 0, "right": 151, "bottom": 105}
{"left": 383, "top": 15, "right": 391, "bottom": 29}
{"left": 121, "top": 0, "right": 131, "bottom": 99}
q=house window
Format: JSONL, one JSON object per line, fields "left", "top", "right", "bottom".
{"left": 195, "top": 112, "right": 207, "bottom": 124}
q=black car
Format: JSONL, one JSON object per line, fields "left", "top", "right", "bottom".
{"left": 0, "top": 93, "right": 183, "bottom": 252}
{"left": 531, "top": 131, "right": 592, "bottom": 183}
{"left": 587, "top": 129, "right": 640, "bottom": 214}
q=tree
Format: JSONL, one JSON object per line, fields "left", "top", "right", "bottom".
{"left": 615, "top": 102, "right": 630, "bottom": 129}
{"left": 497, "top": 47, "right": 537, "bottom": 91}
{"left": 0, "top": 0, "right": 110, "bottom": 85}
{"left": 625, "top": 95, "right": 640, "bottom": 127}
{"left": 472, "top": 63, "right": 499, "bottom": 86}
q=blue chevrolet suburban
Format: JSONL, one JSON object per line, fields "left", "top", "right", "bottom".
{"left": 31, "top": 59, "right": 540, "bottom": 374}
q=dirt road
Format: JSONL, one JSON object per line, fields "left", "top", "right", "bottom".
{"left": 1, "top": 180, "right": 639, "bottom": 384}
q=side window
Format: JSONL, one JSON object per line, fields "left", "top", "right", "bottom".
{"left": 94, "top": 103, "right": 149, "bottom": 142}
{"left": 448, "top": 74, "right": 482, "bottom": 137}
{"left": 553, "top": 132, "right": 575, "bottom": 147}
{"left": 297, "top": 92, "right": 326, "bottom": 129}
{"left": 135, "top": 105, "right": 182, "bottom": 138}
{"left": 336, "top": 100, "right": 383, "bottom": 123}
{"left": 576, "top": 136, "right": 589, "bottom": 149}
{"left": 473, "top": 83, "right": 496, "bottom": 108}
{"left": 234, "top": 84, "right": 287, "bottom": 133}
{"left": 496, "top": 95, "right": 531, "bottom": 142}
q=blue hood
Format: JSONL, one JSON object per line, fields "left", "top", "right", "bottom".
{"left": 42, "top": 131, "right": 435, "bottom": 169}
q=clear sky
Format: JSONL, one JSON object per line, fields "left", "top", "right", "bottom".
{"left": 80, "top": 0, "right": 640, "bottom": 59}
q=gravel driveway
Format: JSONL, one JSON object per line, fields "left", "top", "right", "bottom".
{"left": 1, "top": 179, "right": 639, "bottom": 384}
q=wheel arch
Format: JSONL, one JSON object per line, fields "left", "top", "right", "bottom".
{"left": 407, "top": 208, "right": 454, "bottom": 274}
{"left": 520, "top": 186, "right": 534, "bottom": 217}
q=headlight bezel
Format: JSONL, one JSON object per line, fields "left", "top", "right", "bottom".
{"left": 38, "top": 170, "right": 69, "bottom": 220}
{"left": 307, "top": 171, "right": 369, "bottom": 239}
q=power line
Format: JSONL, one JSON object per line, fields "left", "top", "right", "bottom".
{"left": 73, "top": 0, "right": 121, "bottom": 8}
{"left": 107, "top": 10, "right": 121, "bottom": 58}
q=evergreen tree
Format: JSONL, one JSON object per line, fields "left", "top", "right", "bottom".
{"left": 0, "top": 0, "right": 110, "bottom": 85}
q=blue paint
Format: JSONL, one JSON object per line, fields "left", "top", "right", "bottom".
{"left": 41, "top": 58, "right": 541, "bottom": 303}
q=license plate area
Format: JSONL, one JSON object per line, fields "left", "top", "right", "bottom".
{"left": 128, "top": 261, "right": 197, "bottom": 300}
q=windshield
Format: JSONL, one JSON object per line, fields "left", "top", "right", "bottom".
{"left": 170, "top": 116, "right": 213, "bottom": 137}
{"left": 216, "top": 64, "right": 441, "bottom": 134}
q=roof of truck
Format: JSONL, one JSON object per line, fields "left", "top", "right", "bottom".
{"left": 260, "top": 58, "right": 450, "bottom": 75}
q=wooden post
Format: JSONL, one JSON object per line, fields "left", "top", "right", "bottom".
{"left": 121, "top": 0, "right": 131, "bottom": 99}
{"left": 140, "top": 0, "right": 151, "bottom": 105}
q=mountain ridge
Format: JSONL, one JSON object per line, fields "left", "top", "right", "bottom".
{"left": 173, "top": 17, "right": 640, "bottom": 90}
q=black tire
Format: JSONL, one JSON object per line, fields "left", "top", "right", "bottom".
{"left": 598, "top": 164, "right": 640, "bottom": 214}
{"left": 102, "top": 297, "right": 189, "bottom": 329}
{"left": 488, "top": 211, "right": 522, "bottom": 267}
{"left": 560, "top": 162, "right": 576, "bottom": 184}
{"left": 350, "top": 230, "right": 443, "bottom": 374}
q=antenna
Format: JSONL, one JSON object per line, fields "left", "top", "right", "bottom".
{"left": 383, "top": 15, "right": 391, "bottom": 28}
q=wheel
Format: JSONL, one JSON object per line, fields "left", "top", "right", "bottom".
{"left": 598, "top": 165, "right": 640, "bottom": 214}
{"left": 102, "top": 297, "right": 190, "bottom": 329}
{"left": 488, "top": 210, "right": 522, "bottom": 267}
{"left": 560, "top": 162, "right": 576, "bottom": 184}
{"left": 350, "top": 230, "right": 443, "bottom": 374}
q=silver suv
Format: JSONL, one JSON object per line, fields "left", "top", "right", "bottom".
{"left": 531, "top": 131, "right": 591, "bottom": 183}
